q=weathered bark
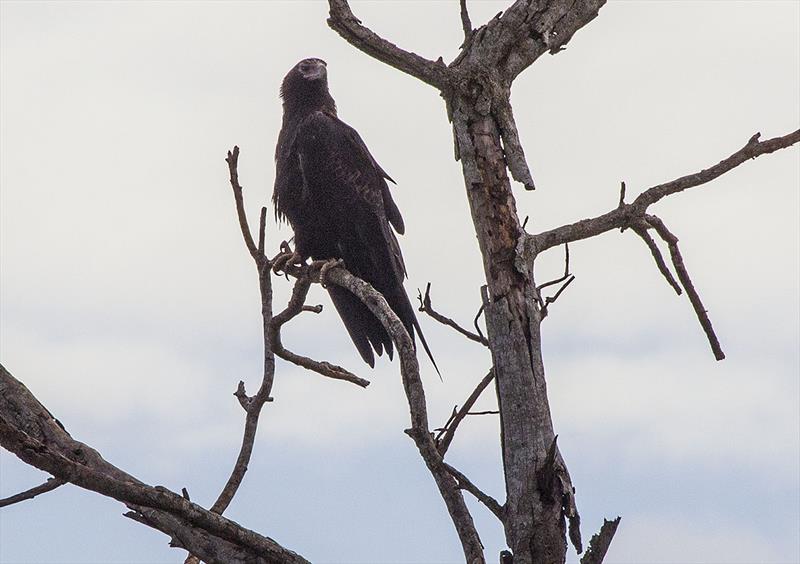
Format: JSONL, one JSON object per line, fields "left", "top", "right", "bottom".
{"left": 450, "top": 94, "right": 568, "bottom": 564}
{"left": 0, "top": 363, "right": 309, "bottom": 564}
{"left": 328, "top": 2, "right": 606, "bottom": 562}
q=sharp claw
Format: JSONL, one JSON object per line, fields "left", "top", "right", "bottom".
{"left": 271, "top": 244, "right": 304, "bottom": 275}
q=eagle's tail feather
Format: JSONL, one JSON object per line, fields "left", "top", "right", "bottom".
{"left": 329, "top": 283, "right": 439, "bottom": 377}
{"left": 328, "top": 286, "right": 393, "bottom": 368}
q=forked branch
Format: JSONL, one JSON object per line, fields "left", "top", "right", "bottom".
{"left": 0, "top": 364, "right": 308, "bottom": 564}
{"left": 646, "top": 214, "right": 725, "bottom": 360}
{"left": 521, "top": 129, "right": 800, "bottom": 360}
{"left": 436, "top": 370, "right": 496, "bottom": 456}
{"left": 271, "top": 273, "right": 370, "bottom": 387}
{"left": 418, "top": 282, "right": 489, "bottom": 346}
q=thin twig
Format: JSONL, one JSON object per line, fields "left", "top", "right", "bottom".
{"left": 466, "top": 410, "right": 499, "bottom": 415}
{"left": 540, "top": 275, "right": 575, "bottom": 318}
{"left": 646, "top": 215, "right": 725, "bottom": 360}
{"left": 0, "top": 477, "right": 66, "bottom": 508}
{"left": 273, "top": 341, "right": 370, "bottom": 388}
{"left": 225, "top": 147, "right": 258, "bottom": 261}
{"left": 443, "top": 462, "right": 504, "bottom": 522}
{"left": 631, "top": 220, "right": 682, "bottom": 295}
{"left": 474, "top": 286, "right": 489, "bottom": 342}
{"left": 418, "top": 283, "right": 489, "bottom": 346}
{"left": 537, "top": 243, "right": 570, "bottom": 291}
{"left": 257, "top": 206, "right": 267, "bottom": 259}
{"left": 437, "top": 370, "right": 495, "bottom": 456}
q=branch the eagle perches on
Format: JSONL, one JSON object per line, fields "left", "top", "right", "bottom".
{"left": 223, "top": 145, "right": 500, "bottom": 559}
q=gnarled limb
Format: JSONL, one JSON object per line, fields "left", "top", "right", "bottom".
{"left": 519, "top": 130, "right": 799, "bottom": 362}
{"left": 327, "top": 0, "right": 450, "bottom": 89}
{"left": 0, "top": 363, "right": 309, "bottom": 564}
{"left": 581, "top": 517, "right": 621, "bottom": 564}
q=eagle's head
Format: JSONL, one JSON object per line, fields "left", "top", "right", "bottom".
{"left": 295, "top": 58, "right": 327, "bottom": 81}
{"left": 280, "top": 58, "right": 335, "bottom": 116}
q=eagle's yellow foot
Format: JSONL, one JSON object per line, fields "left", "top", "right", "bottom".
{"left": 311, "top": 258, "right": 345, "bottom": 289}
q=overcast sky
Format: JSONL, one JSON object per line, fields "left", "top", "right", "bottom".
{"left": 1, "top": 1, "right": 798, "bottom": 563}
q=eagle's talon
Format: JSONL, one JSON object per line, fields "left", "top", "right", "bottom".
{"left": 311, "top": 258, "right": 344, "bottom": 289}
{"left": 272, "top": 250, "right": 304, "bottom": 274}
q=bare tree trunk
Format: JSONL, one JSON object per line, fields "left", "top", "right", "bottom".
{"left": 451, "top": 100, "right": 566, "bottom": 564}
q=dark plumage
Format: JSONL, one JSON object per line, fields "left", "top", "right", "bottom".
{"left": 273, "top": 58, "right": 436, "bottom": 372}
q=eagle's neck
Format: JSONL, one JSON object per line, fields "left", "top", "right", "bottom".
{"left": 282, "top": 84, "right": 337, "bottom": 123}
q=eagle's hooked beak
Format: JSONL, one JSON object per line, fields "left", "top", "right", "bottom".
{"left": 298, "top": 58, "right": 327, "bottom": 81}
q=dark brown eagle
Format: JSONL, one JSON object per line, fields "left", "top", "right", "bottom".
{"left": 273, "top": 58, "right": 437, "bottom": 372}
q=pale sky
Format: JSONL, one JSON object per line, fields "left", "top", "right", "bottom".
{"left": 1, "top": 1, "right": 798, "bottom": 563}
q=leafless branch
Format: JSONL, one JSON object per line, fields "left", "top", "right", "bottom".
{"left": 443, "top": 462, "right": 505, "bottom": 522}
{"left": 474, "top": 286, "right": 489, "bottom": 341}
{"left": 225, "top": 146, "right": 259, "bottom": 262}
{"left": 0, "top": 476, "right": 66, "bottom": 508}
{"left": 201, "top": 152, "right": 280, "bottom": 531}
{"left": 327, "top": 0, "right": 450, "bottom": 89}
{"left": 646, "top": 214, "right": 725, "bottom": 361}
{"left": 257, "top": 206, "right": 267, "bottom": 258}
{"left": 436, "top": 370, "right": 496, "bottom": 456}
{"left": 270, "top": 260, "right": 370, "bottom": 388}
{"left": 0, "top": 364, "right": 308, "bottom": 564}
{"left": 497, "top": 0, "right": 607, "bottom": 79}
{"left": 518, "top": 129, "right": 799, "bottom": 359}
{"left": 636, "top": 131, "right": 800, "bottom": 209}
{"left": 540, "top": 275, "right": 575, "bottom": 319}
{"left": 630, "top": 220, "right": 682, "bottom": 295}
{"left": 272, "top": 338, "right": 370, "bottom": 388}
{"left": 418, "top": 282, "right": 489, "bottom": 346}
{"left": 319, "top": 267, "right": 486, "bottom": 562}
{"left": 536, "top": 243, "right": 570, "bottom": 292}
{"left": 531, "top": 129, "right": 800, "bottom": 253}
{"left": 581, "top": 517, "right": 621, "bottom": 564}
{"left": 459, "top": 0, "right": 473, "bottom": 42}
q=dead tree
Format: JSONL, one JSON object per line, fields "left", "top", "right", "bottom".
{"left": 326, "top": 0, "right": 798, "bottom": 562}
{"left": 1, "top": 2, "right": 798, "bottom": 564}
